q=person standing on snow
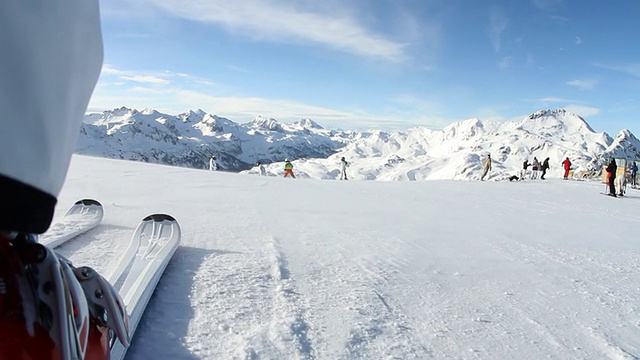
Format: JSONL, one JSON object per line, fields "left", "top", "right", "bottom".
{"left": 521, "top": 159, "right": 530, "bottom": 180}
{"left": 209, "top": 156, "right": 218, "bottom": 171}
{"left": 606, "top": 158, "right": 617, "bottom": 196}
{"left": 284, "top": 158, "right": 296, "bottom": 178}
{"left": 480, "top": 154, "right": 492, "bottom": 181}
{"left": 531, "top": 157, "right": 541, "bottom": 180}
{"left": 630, "top": 161, "right": 638, "bottom": 187}
{"left": 340, "top": 157, "right": 349, "bottom": 180}
{"left": 0, "top": 2, "right": 130, "bottom": 359}
{"left": 540, "top": 157, "right": 550, "bottom": 180}
{"left": 562, "top": 157, "right": 572, "bottom": 180}
{"left": 257, "top": 162, "right": 266, "bottom": 176}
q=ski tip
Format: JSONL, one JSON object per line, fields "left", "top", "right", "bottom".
{"left": 143, "top": 214, "right": 177, "bottom": 222}
{"left": 74, "top": 199, "right": 102, "bottom": 206}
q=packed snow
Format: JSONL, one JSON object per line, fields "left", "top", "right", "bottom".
{"left": 53, "top": 155, "right": 640, "bottom": 359}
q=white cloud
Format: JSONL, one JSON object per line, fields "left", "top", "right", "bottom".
{"left": 102, "top": 64, "right": 124, "bottom": 75}
{"left": 563, "top": 104, "right": 599, "bottom": 118}
{"left": 531, "top": 0, "right": 562, "bottom": 11}
{"left": 100, "top": 65, "right": 217, "bottom": 87}
{"left": 566, "top": 79, "right": 597, "bottom": 90}
{"left": 499, "top": 56, "right": 513, "bottom": 69}
{"left": 146, "top": 0, "right": 408, "bottom": 62}
{"left": 88, "top": 84, "right": 448, "bottom": 131}
{"left": 490, "top": 6, "right": 508, "bottom": 53}
{"left": 594, "top": 63, "right": 640, "bottom": 78}
{"left": 533, "top": 97, "right": 573, "bottom": 104}
{"left": 575, "top": 36, "right": 582, "bottom": 45}
{"left": 120, "top": 75, "right": 170, "bottom": 85}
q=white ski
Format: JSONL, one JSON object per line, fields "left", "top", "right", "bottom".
{"left": 109, "top": 214, "right": 181, "bottom": 360}
{"left": 40, "top": 199, "right": 103, "bottom": 248}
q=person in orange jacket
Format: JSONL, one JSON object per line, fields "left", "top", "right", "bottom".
{"left": 284, "top": 159, "right": 296, "bottom": 178}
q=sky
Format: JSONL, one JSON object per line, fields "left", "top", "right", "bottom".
{"left": 91, "top": 0, "right": 640, "bottom": 135}
{"left": 54, "top": 154, "right": 640, "bottom": 359}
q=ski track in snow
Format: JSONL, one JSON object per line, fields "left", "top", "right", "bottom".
{"left": 490, "top": 236, "right": 640, "bottom": 359}
{"left": 185, "top": 227, "right": 315, "bottom": 359}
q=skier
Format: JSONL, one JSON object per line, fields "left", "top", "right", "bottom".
{"left": 257, "top": 162, "right": 267, "bottom": 176}
{"left": 630, "top": 161, "right": 638, "bottom": 187}
{"left": 209, "top": 156, "right": 218, "bottom": 171}
{"left": 521, "top": 159, "right": 530, "bottom": 180}
{"left": 0, "top": 2, "right": 130, "bottom": 359}
{"left": 531, "top": 157, "right": 541, "bottom": 180}
{"left": 562, "top": 157, "right": 572, "bottom": 180}
{"left": 340, "top": 157, "right": 349, "bottom": 180}
{"left": 606, "top": 158, "right": 617, "bottom": 196}
{"left": 540, "top": 157, "right": 550, "bottom": 180}
{"left": 284, "top": 159, "right": 296, "bottom": 178}
{"left": 480, "top": 154, "right": 492, "bottom": 181}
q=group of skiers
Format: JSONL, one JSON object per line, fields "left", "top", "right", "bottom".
{"left": 605, "top": 159, "right": 638, "bottom": 197}
{"left": 482, "top": 152, "right": 638, "bottom": 196}
{"left": 240, "top": 156, "right": 350, "bottom": 180}
{"left": 482, "top": 154, "right": 555, "bottom": 181}
{"left": 483, "top": 154, "right": 572, "bottom": 182}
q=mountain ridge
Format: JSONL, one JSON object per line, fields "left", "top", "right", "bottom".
{"left": 78, "top": 108, "right": 640, "bottom": 180}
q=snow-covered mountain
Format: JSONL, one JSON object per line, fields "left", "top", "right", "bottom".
{"left": 79, "top": 108, "right": 640, "bottom": 180}
{"left": 78, "top": 107, "right": 350, "bottom": 171}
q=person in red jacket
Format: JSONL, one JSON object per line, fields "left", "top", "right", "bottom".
{"left": 562, "top": 157, "right": 572, "bottom": 180}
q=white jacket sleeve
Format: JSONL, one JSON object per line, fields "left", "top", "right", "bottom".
{"left": 0, "top": 1, "right": 104, "bottom": 198}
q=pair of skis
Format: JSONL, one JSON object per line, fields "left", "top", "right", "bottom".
{"left": 41, "top": 199, "right": 181, "bottom": 360}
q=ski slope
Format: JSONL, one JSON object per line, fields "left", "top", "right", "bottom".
{"left": 54, "top": 154, "right": 640, "bottom": 359}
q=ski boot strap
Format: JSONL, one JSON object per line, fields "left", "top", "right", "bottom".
{"left": 71, "top": 263, "right": 131, "bottom": 348}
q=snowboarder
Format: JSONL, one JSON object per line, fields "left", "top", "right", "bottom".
{"left": 480, "top": 154, "right": 492, "bottom": 181}
{"left": 284, "top": 159, "right": 296, "bottom": 178}
{"left": 606, "top": 159, "right": 617, "bottom": 196}
{"left": 531, "top": 157, "right": 541, "bottom": 180}
{"left": 562, "top": 157, "right": 572, "bottom": 180}
{"left": 521, "top": 159, "right": 530, "bottom": 180}
{"left": 209, "top": 156, "right": 218, "bottom": 171}
{"left": 630, "top": 161, "right": 638, "bottom": 187}
{"left": 0, "top": 2, "right": 130, "bottom": 359}
{"left": 340, "top": 157, "right": 349, "bottom": 180}
{"left": 257, "top": 162, "right": 266, "bottom": 176}
{"left": 540, "top": 157, "right": 550, "bottom": 180}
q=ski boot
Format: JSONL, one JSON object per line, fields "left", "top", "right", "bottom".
{"left": 0, "top": 231, "right": 129, "bottom": 360}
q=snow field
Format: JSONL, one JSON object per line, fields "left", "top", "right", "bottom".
{"left": 54, "top": 155, "right": 640, "bottom": 359}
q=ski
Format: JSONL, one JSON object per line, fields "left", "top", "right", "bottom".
{"left": 40, "top": 199, "right": 103, "bottom": 248}
{"left": 600, "top": 193, "right": 623, "bottom": 198}
{"left": 108, "top": 214, "right": 181, "bottom": 360}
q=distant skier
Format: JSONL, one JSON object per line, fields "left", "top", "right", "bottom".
{"left": 630, "top": 161, "right": 638, "bottom": 187}
{"left": 0, "top": 2, "right": 130, "bottom": 359}
{"left": 284, "top": 158, "right": 296, "bottom": 178}
{"left": 209, "top": 156, "right": 218, "bottom": 171}
{"left": 562, "top": 157, "right": 572, "bottom": 180}
{"left": 531, "top": 157, "right": 541, "bottom": 180}
{"left": 340, "top": 157, "right": 349, "bottom": 180}
{"left": 480, "top": 154, "right": 492, "bottom": 181}
{"left": 540, "top": 157, "right": 550, "bottom": 180}
{"left": 257, "top": 162, "right": 266, "bottom": 176}
{"left": 521, "top": 159, "right": 530, "bottom": 180}
{"left": 606, "top": 158, "right": 617, "bottom": 196}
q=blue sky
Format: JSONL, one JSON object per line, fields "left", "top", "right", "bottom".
{"left": 91, "top": 0, "right": 640, "bottom": 136}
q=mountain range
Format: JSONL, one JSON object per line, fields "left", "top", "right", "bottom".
{"left": 79, "top": 108, "right": 640, "bottom": 181}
